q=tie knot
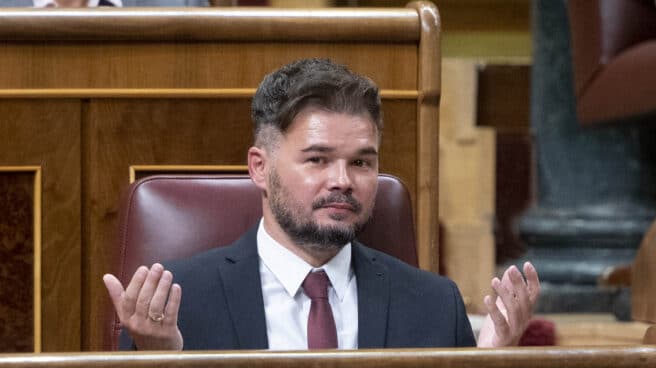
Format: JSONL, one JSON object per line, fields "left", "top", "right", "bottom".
{"left": 302, "top": 270, "right": 330, "bottom": 299}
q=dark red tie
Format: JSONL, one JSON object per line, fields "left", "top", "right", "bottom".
{"left": 302, "top": 270, "right": 338, "bottom": 349}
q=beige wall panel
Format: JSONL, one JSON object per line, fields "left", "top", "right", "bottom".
{"left": 439, "top": 59, "right": 495, "bottom": 313}
{"left": 0, "top": 101, "right": 81, "bottom": 351}
{"left": 0, "top": 43, "right": 416, "bottom": 90}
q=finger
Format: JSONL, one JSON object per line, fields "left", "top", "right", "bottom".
{"left": 148, "top": 270, "right": 173, "bottom": 318}
{"left": 103, "top": 273, "right": 126, "bottom": 318}
{"left": 484, "top": 294, "right": 509, "bottom": 339}
{"left": 135, "top": 263, "right": 165, "bottom": 318}
{"left": 495, "top": 268, "right": 514, "bottom": 310}
{"left": 508, "top": 267, "right": 530, "bottom": 324}
{"left": 492, "top": 276, "right": 520, "bottom": 327}
{"left": 123, "top": 266, "right": 149, "bottom": 317}
{"left": 509, "top": 266, "right": 529, "bottom": 307}
{"left": 524, "top": 262, "right": 541, "bottom": 305}
{"left": 163, "top": 283, "right": 182, "bottom": 327}
{"left": 499, "top": 266, "right": 510, "bottom": 285}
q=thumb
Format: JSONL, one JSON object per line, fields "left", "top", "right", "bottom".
{"left": 103, "top": 273, "right": 125, "bottom": 316}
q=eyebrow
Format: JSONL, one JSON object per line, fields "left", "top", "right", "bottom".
{"left": 301, "top": 145, "right": 334, "bottom": 153}
{"left": 300, "top": 145, "right": 378, "bottom": 156}
{"left": 358, "top": 147, "right": 379, "bottom": 156}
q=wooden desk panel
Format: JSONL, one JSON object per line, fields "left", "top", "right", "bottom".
{"left": 0, "top": 101, "right": 81, "bottom": 352}
{"left": 0, "top": 42, "right": 417, "bottom": 90}
{"left": 0, "top": 3, "right": 440, "bottom": 350}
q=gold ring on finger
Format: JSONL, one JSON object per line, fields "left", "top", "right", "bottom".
{"left": 148, "top": 312, "right": 165, "bottom": 322}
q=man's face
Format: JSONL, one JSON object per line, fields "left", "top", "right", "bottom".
{"left": 265, "top": 107, "right": 379, "bottom": 252}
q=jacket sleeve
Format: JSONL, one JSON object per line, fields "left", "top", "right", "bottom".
{"left": 449, "top": 279, "right": 477, "bottom": 347}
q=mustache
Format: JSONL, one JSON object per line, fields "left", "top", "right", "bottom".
{"left": 312, "top": 192, "right": 362, "bottom": 213}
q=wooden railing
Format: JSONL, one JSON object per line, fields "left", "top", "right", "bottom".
{"left": 1, "top": 347, "right": 655, "bottom": 368}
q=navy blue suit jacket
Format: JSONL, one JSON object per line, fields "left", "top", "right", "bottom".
{"left": 120, "top": 226, "right": 476, "bottom": 349}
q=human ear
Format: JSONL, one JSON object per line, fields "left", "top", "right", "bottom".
{"left": 248, "top": 146, "right": 268, "bottom": 191}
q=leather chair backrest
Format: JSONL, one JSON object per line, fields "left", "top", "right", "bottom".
{"left": 568, "top": 0, "right": 656, "bottom": 98}
{"left": 107, "top": 173, "right": 417, "bottom": 349}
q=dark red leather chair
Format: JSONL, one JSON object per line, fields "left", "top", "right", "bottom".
{"left": 568, "top": 0, "right": 656, "bottom": 125}
{"left": 106, "top": 174, "right": 417, "bottom": 350}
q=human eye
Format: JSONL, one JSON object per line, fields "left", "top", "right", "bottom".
{"left": 352, "top": 158, "right": 370, "bottom": 168}
{"left": 306, "top": 156, "right": 326, "bottom": 165}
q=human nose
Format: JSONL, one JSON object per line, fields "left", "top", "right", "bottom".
{"left": 327, "top": 161, "right": 353, "bottom": 192}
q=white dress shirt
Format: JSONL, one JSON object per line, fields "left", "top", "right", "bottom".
{"left": 257, "top": 220, "right": 358, "bottom": 350}
{"left": 33, "top": 0, "right": 122, "bottom": 7}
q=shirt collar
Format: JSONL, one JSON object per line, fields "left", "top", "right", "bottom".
{"left": 34, "top": 0, "right": 123, "bottom": 7}
{"left": 257, "top": 219, "right": 353, "bottom": 301}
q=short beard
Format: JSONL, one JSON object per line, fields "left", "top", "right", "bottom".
{"left": 268, "top": 169, "right": 369, "bottom": 252}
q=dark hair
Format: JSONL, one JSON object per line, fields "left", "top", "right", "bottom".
{"left": 251, "top": 58, "right": 382, "bottom": 146}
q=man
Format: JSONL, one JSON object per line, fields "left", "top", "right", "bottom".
{"left": 103, "top": 58, "right": 540, "bottom": 351}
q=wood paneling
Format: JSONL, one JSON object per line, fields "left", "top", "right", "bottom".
{"left": 0, "top": 172, "right": 34, "bottom": 352}
{"left": 0, "top": 101, "right": 81, "bottom": 352}
{"left": 378, "top": 100, "right": 417, "bottom": 207}
{"left": 0, "top": 43, "right": 416, "bottom": 90}
{"left": 0, "top": 8, "right": 419, "bottom": 42}
{"left": 0, "top": 5, "right": 441, "bottom": 350}
{"left": 83, "top": 99, "right": 254, "bottom": 350}
{"left": 412, "top": 1, "right": 441, "bottom": 272}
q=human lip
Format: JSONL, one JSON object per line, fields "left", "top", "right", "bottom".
{"left": 322, "top": 202, "right": 355, "bottom": 211}
{"left": 313, "top": 193, "right": 362, "bottom": 213}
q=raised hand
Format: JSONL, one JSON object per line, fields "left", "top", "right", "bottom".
{"left": 477, "top": 262, "right": 541, "bottom": 347}
{"left": 103, "top": 263, "right": 183, "bottom": 350}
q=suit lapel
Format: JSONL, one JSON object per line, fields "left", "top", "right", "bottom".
{"left": 217, "top": 227, "right": 269, "bottom": 349}
{"left": 353, "top": 242, "right": 390, "bottom": 348}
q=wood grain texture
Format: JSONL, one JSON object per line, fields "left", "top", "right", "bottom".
{"left": 378, "top": 100, "right": 418, "bottom": 208}
{"left": 0, "top": 347, "right": 656, "bottom": 368}
{"left": 83, "top": 99, "right": 253, "bottom": 350}
{"left": 0, "top": 173, "right": 34, "bottom": 352}
{"left": 0, "top": 43, "right": 416, "bottom": 90}
{"left": 408, "top": 1, "right": 441, "bottom": 272}
{"left": 0, "top": 101, "right": 82, "bottom": 352}
{"left": 0, "top": 8, "right": 419, "bottom": 42}
{"left": 0, "top": 89, "right": 419, "bottom": 99}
